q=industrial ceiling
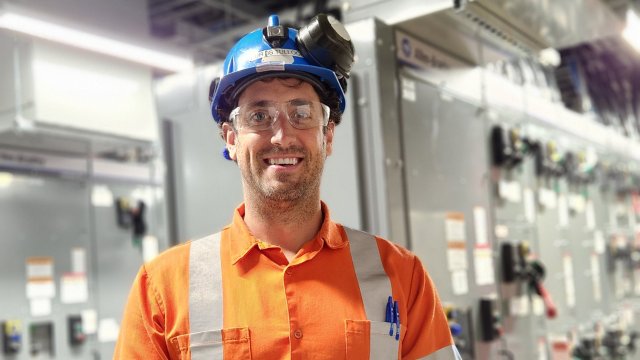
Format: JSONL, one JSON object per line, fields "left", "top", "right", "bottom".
{"left": 146, "top": 0, "right": 640, "bottom": 64}
{"left": 148, "top": 0, "right": 341, "bottom": 64}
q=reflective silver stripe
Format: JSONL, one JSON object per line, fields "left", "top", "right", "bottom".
{"left": 189, "top": 232, "right": 223, "bottom": 359}
{"left": 344, "top": 226, "right": 398, "bottom": 358}
{"left": 191, "top": 343, "right": 222, "bottom": 359}
{"left": 419, "top": 345, "right": 463, "bottom": 360}
{"left": 189, "top": 330, "right": 222, "bottom": 347}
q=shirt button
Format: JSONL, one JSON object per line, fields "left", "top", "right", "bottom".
{"left": 293, "top": 329, "right": 303, "bottom": 339}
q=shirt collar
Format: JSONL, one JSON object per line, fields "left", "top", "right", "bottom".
{"left": 228, "top": 201, "right": 347, "bottom": 265}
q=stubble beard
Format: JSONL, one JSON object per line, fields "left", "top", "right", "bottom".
{"left": 240, "top": 143, "right": 326, "bottom": 207}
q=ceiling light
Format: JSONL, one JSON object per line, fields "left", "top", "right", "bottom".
{"left": 0, "top": 12, "right": 193, "bottom": 72}
{"left": 538, "top": 48, "right": 561, "bottom": 67}
{"left": 623, "top": 9, "right": 640, "bottom": 52}
{"left": 0, "top": 172, "right": 13, "bottom": 188}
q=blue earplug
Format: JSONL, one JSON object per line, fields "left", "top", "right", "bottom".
{"left": 222, "top": 148, "right": 232, "bottom": 160}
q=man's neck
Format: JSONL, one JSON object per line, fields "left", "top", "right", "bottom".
{"left": 243, "top": 192, "right": 323, "bottom": 261}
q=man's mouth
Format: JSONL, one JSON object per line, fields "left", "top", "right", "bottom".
{"left": 264, "top": 157, "right": 302, "bottom": 167}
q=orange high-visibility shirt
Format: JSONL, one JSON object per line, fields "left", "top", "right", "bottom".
{"left": 114, "top": 203, "right": 454, "bottom": 359}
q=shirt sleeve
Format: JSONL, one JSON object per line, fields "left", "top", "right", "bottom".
{"left": 113, "top": 265, "right": 170, "bottom": 360}
{"left": 402, "top": 255, "right": 454, "bottom": 359}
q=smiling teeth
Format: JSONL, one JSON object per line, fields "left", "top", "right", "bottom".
{"left": 269, "top": 158, "right": 298, "bottom": 165}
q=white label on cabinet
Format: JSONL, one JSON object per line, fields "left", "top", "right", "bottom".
{"left": 563, "top": 255, "right": 576, "bottom": 308}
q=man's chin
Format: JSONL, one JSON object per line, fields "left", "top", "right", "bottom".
{"left": 259, "top": 184, "right": 305, "bottom": 202}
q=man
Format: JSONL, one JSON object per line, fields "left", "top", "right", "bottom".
{"left": 115, "top": 14, "right": 460, "bottom": 360}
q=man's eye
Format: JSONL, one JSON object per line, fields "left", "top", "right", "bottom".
{"left": 293, "top": 112, "right": 311, "bottom": 119}
{"left": 248, "top": 111, "right": 270, "bottom": 124}
{"left": 292, "top": 107, "right": 312, "bottom": 119}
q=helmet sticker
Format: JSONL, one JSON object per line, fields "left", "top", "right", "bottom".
{"left": 249, "top": 48, "right": 303, "bottom": 63}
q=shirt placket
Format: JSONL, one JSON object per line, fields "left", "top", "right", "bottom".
{"left": 280, "top": 239, "right": 324, "bottom": 359}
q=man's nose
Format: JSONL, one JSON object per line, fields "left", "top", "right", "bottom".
{"left": 270, "top": 111, "right": 295, "bottom": 147}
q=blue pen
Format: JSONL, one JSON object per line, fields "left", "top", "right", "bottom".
{"left": 386, "top": 296, "right": 393, "bottom": 336}
{"left": 393, "top": 301, "right": 400, "bottom": 340}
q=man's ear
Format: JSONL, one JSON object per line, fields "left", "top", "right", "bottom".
{"left": 222, "top": 123, "right": 238, "bottom": 161}
{"left": 325, "top": 121, "right": 335, "bottom": 157}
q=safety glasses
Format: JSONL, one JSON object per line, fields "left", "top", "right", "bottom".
{"left": 230, "top": 99, "right": 330, "bottom": 131}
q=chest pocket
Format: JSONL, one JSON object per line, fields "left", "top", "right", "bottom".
{"left": 170, "top": 328, "right": 251, "bottom": 360}
{"left": 346, "top": 320, "right": 399, "bottom": 360}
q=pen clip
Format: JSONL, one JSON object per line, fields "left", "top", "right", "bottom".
{"left": 393, "top": 300, "right": 400, "bottom": 341}
{"left": 386, "top": 296, "right": 393, "bottom": 336}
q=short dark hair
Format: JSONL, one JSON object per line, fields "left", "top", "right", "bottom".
{"left": 318, "top": 86, "right": 342, "bottom": 126}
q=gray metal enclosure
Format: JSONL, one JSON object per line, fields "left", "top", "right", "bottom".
{"left": 0, "top": 176, "right": 95, "bottom": 360}
{"left": 398, "top": 70, "right": 503, "bottom": 359}
{"left": 0, "top": 146, "right": 168, "bottom": 360}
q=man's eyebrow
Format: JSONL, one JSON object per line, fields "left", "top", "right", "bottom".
{"left": 244, "top": 98, "right": 315, "bottom": 107}
{"left": 289, "top": 98, "right": 313, "bottom": 105}
{"left": 245, "top": 100, "right": 274, "bottom": 107}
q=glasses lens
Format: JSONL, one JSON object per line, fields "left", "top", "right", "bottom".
{"left": 233, "top": 100, "right": 330, "bottom": 131}
{"left": 288, "top": 101, "right": 320, "bottom": 129}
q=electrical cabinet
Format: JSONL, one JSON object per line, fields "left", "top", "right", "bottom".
{"left": 397, "top": 70, "right": 502, "bottom": 359}
{"left": 0, "top": 143, "right": 168, "bottom": 360}
{"left": 375, "top": 19, "right": 640, "bottom": 356}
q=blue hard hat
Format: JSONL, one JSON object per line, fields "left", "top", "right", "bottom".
{"left": 210, "top": 14, "right": 353, "bottom": 123}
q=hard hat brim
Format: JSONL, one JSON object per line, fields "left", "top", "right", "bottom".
{"left": 211, "top": 63, "right": 345, "bottom": 123}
